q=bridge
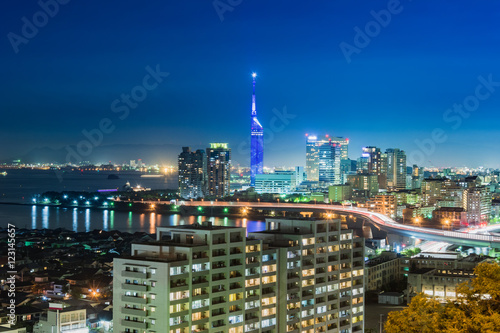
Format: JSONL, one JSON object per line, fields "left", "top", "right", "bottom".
{"left": 177, "top": 201, "right": 500, "bottom": 248}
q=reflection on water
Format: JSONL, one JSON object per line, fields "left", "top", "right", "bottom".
{"left": 103, "top": 210, "right": 109, "bottom": 231}
{"left": 149, "top": 213, "right": 156, "bottom": 234}
{"left": 17, "top": 205, "right": 266, "bottom": 234}
{"left": 85, "top": 209, "right": 90, "bottom": 232}
{"left": 73, "top": 208, "right": 78, "bottom": 232}
{"left": 42, "top": 206, "right": 49, "bottom": 229}
{"left": 110, "top": 211, "right": 114, "bottom": 229}
{"left": 31, "top": 205, "right": 36, "bottom": 229}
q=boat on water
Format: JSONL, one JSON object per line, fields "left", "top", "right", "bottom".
{"left": 140, "top": 174, "right": 163, "bottom": 178}
{"left": 0, "top": 171, "right": 6, "bottom": 176}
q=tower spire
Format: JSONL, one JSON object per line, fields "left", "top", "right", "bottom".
{"left": 250, "top": 72, "right": 263, "bottom": 187}
{"left": 251, "top": 72, "right": 257, "bottom": 116}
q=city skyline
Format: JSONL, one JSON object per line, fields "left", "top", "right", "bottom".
{"left": 2, "top": 1, "right": 500, "bottom": 168}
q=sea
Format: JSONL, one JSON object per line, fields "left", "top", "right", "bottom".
{"left": 0, "top": 169, "right": 264, "bottom": 233}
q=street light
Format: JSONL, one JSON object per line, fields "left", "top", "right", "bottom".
{"left": 415, "top": 217, "right": 421, "bottom": 226}
{"left": 444, "top": 219, "right": 450, "bottom": 230}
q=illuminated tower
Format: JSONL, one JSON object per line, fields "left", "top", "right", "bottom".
{"left": 250, "top": 72, "right": 264, "bottom": 186}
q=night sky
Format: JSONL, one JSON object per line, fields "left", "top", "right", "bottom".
{"left": 1, "top": 0, "right": 500, "bottom": 168}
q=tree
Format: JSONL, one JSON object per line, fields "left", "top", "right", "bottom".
{"left": 385, "top": 262, "right": 500, "bottom": 333}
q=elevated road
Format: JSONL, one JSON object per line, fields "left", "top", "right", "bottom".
{"left": 177, "top": 201, "right": 500, "bottom": 248}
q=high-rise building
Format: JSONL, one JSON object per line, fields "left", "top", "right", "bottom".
{"left": 306, "top": 134, "right": 346, "bottom": 184}
{"left": 379, "top": 152, "right": 388, "bottom": 189}
{"left": 329, "top": 136, "right": 349, "bottom": 160}
{"left": 361, "top": 147, "right": 379, "bottom": 174}
{"left": 319, "top": 141, "right": 341, "bottom": 185}
{"left": 356, "top": 156, "right": 369, "bottom": 174}
{"left": 206, "top": 143, "right": 231, "bottom": 198}
{"left": 464, "top": 186, "right": 491, "bottom": 225}
{"left": 178, "top": 147, "right": 206, "bottom": 199}
{"left": 113, "top": 218, "right": 364, "bottom": 333}
{"left": 411, "top": 164, "right": 423, "bottom": 189}
{"left": 385, "top": 148, "right": 406, "bottom": 190}
{"left": 305, "top": 135, "right": 320, "bottom": 181}
{"left": 250, "top": 73, "right": 264, "bottom": 187}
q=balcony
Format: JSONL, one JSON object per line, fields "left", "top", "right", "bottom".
{"left": 212, "top": 297, "right": 226, "bottom": 305}
{"left": 193, "top": 252, "right": 209, "bottom": 260}
{"left": 121, "top": 283, "right": 148, "bottom": 292}
{"left": 122, "top": 270, "right": 147, "bottom": 279}
{"left": 229, "top": 248, "right": 243, "bottom": 255}
{"left": 121, "top": 307, "right": 147, "bottom": 316}
{"left": 229, "top": 260, "right": 243, "bottom": 267}
{"left": 192, "top": 278, "right": 209, "bottom": 286}
{"left": 212, "top": 261, "right": 226, "bottom": 269}
{"left": 170, "top": 281, "right": 188, "bottom": 290}
{"left": 212, "top": 286, "right": 226, "bottom": 293}
{"left": 302, "top": 261, "right": 314, "bottom": 269}
{"left": 212, "top": 250, "right": 226, "bottom": 257}
{"left": 121, "top": 319, "right": 147, "bottom": 329}
{"left": 121, "top": 295, "right": 147, "bottom": 304}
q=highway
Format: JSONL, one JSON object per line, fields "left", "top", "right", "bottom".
{"left": 172, "top": 200, "right": 500, "bottom": 248}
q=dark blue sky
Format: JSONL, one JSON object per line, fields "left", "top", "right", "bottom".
{"left": 1, "top": 0, "right": 500, "bottom": 168}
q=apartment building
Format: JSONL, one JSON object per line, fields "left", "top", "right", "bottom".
{"left": 113, "top": 218, "right": 365, "bottom": 333}
{"left": 366, "top": 195, "right": 397, "bottom": 219}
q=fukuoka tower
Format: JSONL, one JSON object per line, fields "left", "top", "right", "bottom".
{"left": 250, "top": 72, "right": 264, "bottom": 186}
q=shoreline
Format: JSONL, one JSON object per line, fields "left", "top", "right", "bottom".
{"left": 0, "top": 201, "right": 269, "bottom": 221}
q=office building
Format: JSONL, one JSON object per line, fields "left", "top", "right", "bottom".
{"left": 255, "top": 167, "right": 305, "bottom": 194}
{"left": 178, "top": 147, "right": 206, "bottom": 199}
{"left": 250, "top": 73, "right": 264, "bottom": 187}
{"left": 361, "top": 147, "right": 381, "bottom": 175}
{"left": 379, "top": 153, "right": 388, "bottom": 189}
{"left": 318, "top": 141, "right": 342, "bottom": 185}
{"left": 255, "top": 171, "right": 295, "bottom": 194}
{"left": 306, "top": 135, "right": 348, "bottom": 182}
{"left": 385, "top": 149, "right": 406, "bottom": 190}
{"left": 411, "top": 165, "right": 423, "bottom": 189}
{"left": 206, "top": 143, "right": 231, "bottom": 198}
{"left": 356, "top": 156, "right": 368, "bottom": 174}
{"left": 114, "top": 218, "right": 364, "bottom": 333}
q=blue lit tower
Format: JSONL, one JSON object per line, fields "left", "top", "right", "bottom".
{"left": 250, "top": 72, "right": 264, "bottom": 186}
